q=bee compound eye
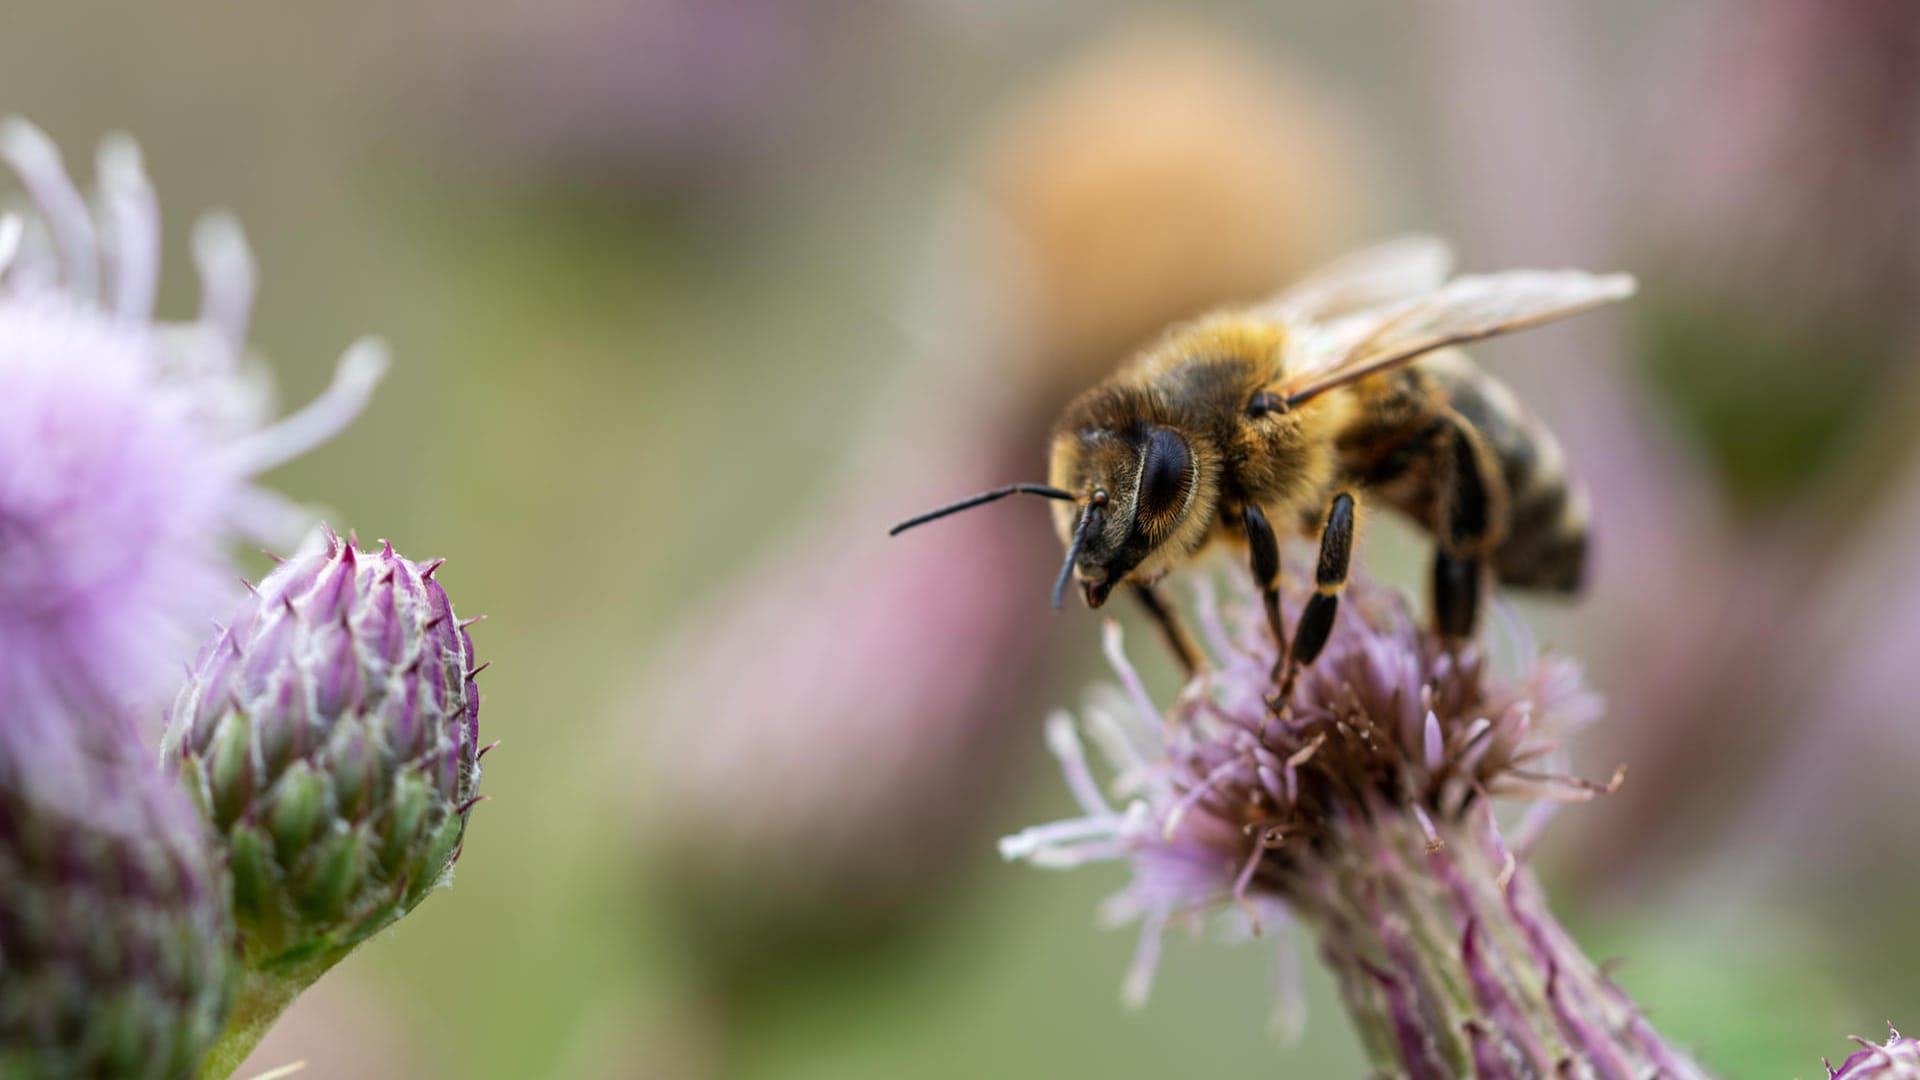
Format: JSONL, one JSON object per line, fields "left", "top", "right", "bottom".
{"left": 1137, "top": 428, "right": 1193, "bottom": 524}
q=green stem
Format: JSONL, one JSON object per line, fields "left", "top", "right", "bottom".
{"left": 195, "top": 964, "right": 328, "bottom": 1080}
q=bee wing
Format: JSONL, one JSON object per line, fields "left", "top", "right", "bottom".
{"left": 1278, "top": 269, "right": 1637, "bottom": 406}
{"left": 1261, "top": 235, "right": 1455, "bottom": 323}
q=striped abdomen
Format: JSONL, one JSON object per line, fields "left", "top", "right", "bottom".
{"left": 1426, "top": 355, "right": 1587, "bottom": 593}
{"left": 1335, "top": 351, "right": 1588, "bottom": 594}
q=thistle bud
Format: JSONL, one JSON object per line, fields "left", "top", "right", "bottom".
{"left": 0, "top": 713, "right": 234, "bottom": 1078}
{"left": 163, "top": 528, "right": 482, "bottom": 1065}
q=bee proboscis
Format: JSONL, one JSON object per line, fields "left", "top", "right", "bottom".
{"left": 891, "top": 237, "right": 1634, "bottom": 692}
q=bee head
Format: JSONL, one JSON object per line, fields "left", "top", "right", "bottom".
{"left": 887, "top": 421, "right": 1208, "bottom": 613}
{"left": 1050, "top": 423, "right": 1202, "bottom": 609}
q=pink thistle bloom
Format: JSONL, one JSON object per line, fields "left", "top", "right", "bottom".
{"left": 1002, "top": 569, "right": 1709, "bottom": 1076}
{"left": 0, "top": 118, "right": 386, "bottom": 720}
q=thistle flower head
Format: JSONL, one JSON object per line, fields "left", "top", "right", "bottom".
{"left": 163, "top": 528, "right": 482, "bottom": 977}
{"left": 1002, "top": 568, "right": 1703, "bottom": 1076}
{"left": 0, "top": 117, "right": 387, "bottom": 720}
{"left": 0, "top": 711, "right": 234, "bottom": 1078}
{"left": 1003, "top": 570, "right": 1602, "bottom": 999}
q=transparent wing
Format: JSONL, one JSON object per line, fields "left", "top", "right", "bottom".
{"left": 1261, "top": 235, "right": 1455, "bottom": 324}
{"left": 1278, "top": 268, "right": 1636, "bottom": 405}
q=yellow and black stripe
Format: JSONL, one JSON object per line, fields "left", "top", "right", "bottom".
{"left": 1433, "top": 361, "right": 1588, "bottom": 594}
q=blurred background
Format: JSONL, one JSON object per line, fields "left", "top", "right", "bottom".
{"left": 5, "top": 0, "right": 1916, "bottom": 1075}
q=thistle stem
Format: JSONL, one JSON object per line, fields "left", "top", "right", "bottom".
{"left": 195, "top": 964, "right": 327, "bottom": 1080}
{"left": 1289, "top": 799, "right": 1709, "bottom": 1080}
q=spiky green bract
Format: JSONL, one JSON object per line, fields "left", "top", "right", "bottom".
{"left": 0, "top": 713, "right": 234, "bottom": 1079}
{"left": 163, "top": 528, "right": 482, "bottom": 1073}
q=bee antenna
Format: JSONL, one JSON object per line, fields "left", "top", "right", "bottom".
{"left": 1051, "top": 503, "right": 1099, "bottom": 611}
{"left": 888, "top": 483, "right": 1076, "bottom": 536}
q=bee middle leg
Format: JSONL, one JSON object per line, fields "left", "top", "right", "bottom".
{"left": 1128, "top": 581, "right": 1205, "bottom": 679}
{"left": 1274, "top": 491, "right": 1358, "bottom": 702}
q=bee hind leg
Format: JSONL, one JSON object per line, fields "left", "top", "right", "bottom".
{"left": 1431, "top": 551, "right": 1482, "bottom": 639}
{"left": 1431, "top": 413, "right": 1503, "bottom": 642}
{"left": 1128, "top": 581, "right": 1206, "bottom": 679}
{"left": 1274, "top": 491, "right": 1358, "bottom": 704}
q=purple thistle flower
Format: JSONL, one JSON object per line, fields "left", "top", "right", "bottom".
{"left": 162, "top": 527, "right": 483, "bottom": 1074}
{"left": 1002, "top": 568, "right": 1709, "bottom": 1076}
{"left": 0, "top": 710, "right": 234, "bottom": 1078}
{"left": 1828, "top": 1027, "right": 1920, "bottom": 1079}
{"left": 0, "top": 117, "right": 387, "bottom": 721}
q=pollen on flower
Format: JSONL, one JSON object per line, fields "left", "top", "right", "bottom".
{"left": 0, "top": 117, "right": 389, "bottom": 721}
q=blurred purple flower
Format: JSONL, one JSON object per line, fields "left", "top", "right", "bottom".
{"left": 1003, "top": 570, "right": 1707, "bottom": 1075}
{"left": 0, "top": 118, "right": 387, "bottom": 721}
{"left": 417, "top": 0, "right": 829, "bottom": 185}
{"left": 0, "top": 709, "right": 234, "bottom": 1077}
{"left": 639, "top": 445, "right": 1056, "bottom": 958}
{"left": 1648, "top": 0, "right": 1920, "bottom": 338}
{"left": 1629, "top": 0, "right": 1920, "bottom": 508}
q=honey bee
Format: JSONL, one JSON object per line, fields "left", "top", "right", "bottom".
{"left": 891, "top": 238, "right": 1634, "bottom": 687}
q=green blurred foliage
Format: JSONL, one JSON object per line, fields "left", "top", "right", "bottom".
{"left": 1636, "top": 299, "right": 1895, "bottom": 513}
{"left": 1577, "top": 913, "right": 1853, "bottom": 1078}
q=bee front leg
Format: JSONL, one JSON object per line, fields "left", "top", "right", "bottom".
{"left": 1129, "top": 581, "right": 1205, "bottom": 679}
{"left": 1274, "top": 492, "right": 1358, "bottom": 703}
{"left": 1240, "top": 503, "right": 1288, "bottom": 672}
